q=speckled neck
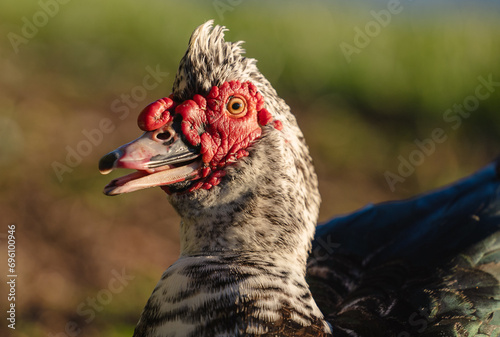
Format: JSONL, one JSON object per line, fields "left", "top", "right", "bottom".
{"left": 168, "top": 115, "right": 319, "bottom": 267}
{"left": 133, "top": 20, "right": 329, "bottom": 336}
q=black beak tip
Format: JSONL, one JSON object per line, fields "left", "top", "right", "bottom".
{"left": 99, "top": 151, "right": 120, "bottom": 174}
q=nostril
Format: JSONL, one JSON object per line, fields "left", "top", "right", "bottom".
{"left": 156, "top": 131, "right": 172, "bottom": 141}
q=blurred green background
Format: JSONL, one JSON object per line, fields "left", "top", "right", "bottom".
{"left": 1, "top": 0, "right": 499, "bottom": 336}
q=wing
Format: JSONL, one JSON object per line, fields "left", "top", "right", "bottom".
{"left": 307, "top": 161, "right": 500, "bottom": 336}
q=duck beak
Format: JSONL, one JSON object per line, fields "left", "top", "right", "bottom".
{"left": 98, "top": 124, "right": 201, "bottom": 196}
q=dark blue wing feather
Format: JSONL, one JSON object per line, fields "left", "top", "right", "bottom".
{"left": 308, "top": 162, "right": 500, "bottom": 336}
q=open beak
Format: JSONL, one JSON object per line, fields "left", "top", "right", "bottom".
{"left": 98, "top": 124, "right": 201, "bottom": 195}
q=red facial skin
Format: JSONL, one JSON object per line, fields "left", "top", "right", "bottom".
{"left": 137, "top": 96, "right": 176, "bottom": 131}
{"left": 137, "top": 81, "right": 281, "bottom": 192}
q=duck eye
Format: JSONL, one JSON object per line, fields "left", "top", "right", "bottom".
{"left": 226, "top": 97, "right": 246, "bottom": 117}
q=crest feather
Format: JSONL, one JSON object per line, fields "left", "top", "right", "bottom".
{"left": 172, "top": 20, "right": 260, "bottom": 101}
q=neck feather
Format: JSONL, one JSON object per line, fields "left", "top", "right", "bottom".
{"left": 168, "top": 117, "right": 320, "bottom": 270}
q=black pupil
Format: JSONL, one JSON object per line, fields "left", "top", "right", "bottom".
{"left": 231, "top": 102, "right": 241, "bottom": 110}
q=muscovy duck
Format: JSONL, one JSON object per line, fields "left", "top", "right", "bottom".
{"left": 99, "top": 21, "right": 500, "bottom": 336}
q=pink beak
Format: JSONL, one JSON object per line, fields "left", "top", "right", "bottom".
{"left": 98, "top": 124, "right": 201, "bottom": 195}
